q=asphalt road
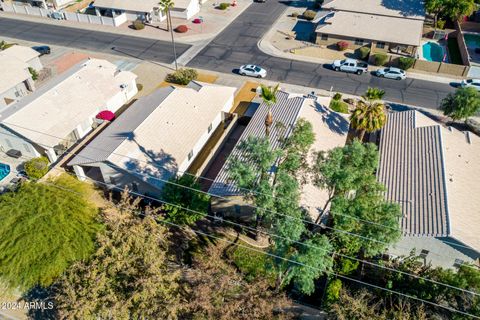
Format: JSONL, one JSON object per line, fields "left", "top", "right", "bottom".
{"left": 0, "top": 17, "right": 191, "bottom": 64}
{"left": 187, "top": 0, "right": 457, "bottom": 109}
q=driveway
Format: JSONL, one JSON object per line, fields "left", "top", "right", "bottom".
{"left": 187, "top": 0, "right": 456, "bottom": 110}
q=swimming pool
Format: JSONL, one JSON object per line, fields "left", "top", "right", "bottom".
{"left": 0, "top": 163, "right": 10, "bottom": 181}
{"left": 422, "top": 42, "right": 444, "bottom": 62}
{"left": 464, "top": 33, "right": 480, "bottom": 48}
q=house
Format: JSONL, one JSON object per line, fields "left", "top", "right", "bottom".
{"left": 92, "top": 0, "right": 165, "bottom": 23}
{"left": 209, "top": 91, "right": 321, "bottom": 219}
{"left": 0, "top": 45, "right": 42, "bottom": 108}
{"left": 315, "top": 0, "right": 425, "bottom": 56}
{"left": 377, "top": 110, "right": 480, "bottom": 268}
{"left": 0, "top": 58, "right": 137, "bottom": 163}
{"left": 92, "top": 0, "right": 200, "bottom": 22}
{"left": 67, "top": 82, "right": 236, "bottom": 197}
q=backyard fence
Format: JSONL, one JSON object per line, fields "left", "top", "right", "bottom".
{"left": 1, "top": 3, "right": 127, "bottom": 27}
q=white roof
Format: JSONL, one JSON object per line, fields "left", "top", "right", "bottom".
{"left": 323, "top": 0, "right": 425, "bottom": 20}
{"left": 0, "top": 55, "right": 30, "bottom": 95}
{"left": 299, "top": 96, "right": 350, "bottom": 220}
{"left": 1, "top": 58, "right": 137, "bottom": 148}
{"left": 108, "top": 83, "right": 236, "bottom": 182}
{"left": 93, "top": 0, "right": 160, "bottom": 12}
{"left": 316, "top": 11, "right": 423, "bottom": 47}
{"left": 1, "top": 45, "right": 40, "bottom": 63}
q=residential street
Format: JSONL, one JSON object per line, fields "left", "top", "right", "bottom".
{"left": 1, "top": 4, "right": 457, "bottom": 110}
{"left": 0, "top": 17, "right": 191, "bottom": 64}
{"left": 187, "top": 0, "right": 457, "bottom": 109}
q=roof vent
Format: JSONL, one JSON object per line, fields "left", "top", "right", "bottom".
{"left": 120, "top": 84, "right": 127, "bottom": 89}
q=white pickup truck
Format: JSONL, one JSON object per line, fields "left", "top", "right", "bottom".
{"left": 332, "top": 58, "right": 368, "bottom": 75}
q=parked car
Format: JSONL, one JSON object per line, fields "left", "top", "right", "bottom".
{"left": 461, "top": 79, "right": 480, "bottom": 91}
{"left": 375, "top": 67, "right": 407, "bottom": 80}
{"left": 239, "top": 65, "right": 267, "bottom": 78}
{"left": 49, "top": 12, "right": 64, "bottom": 20}
{"left": 332, "top": 58, "right": 368, "bottom": 75}
{"left": 32, "top": 45, "right": 51, "bottom": 55}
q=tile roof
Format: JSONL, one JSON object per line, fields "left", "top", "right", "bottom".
{"left": 377, "top": 111, "right": 449, "bottom": 237}
{"left": 323, "top": 0, "right": 425, "bottom": 20}
{"left": 208, "top": 91, "right": 306, "bottom": 197}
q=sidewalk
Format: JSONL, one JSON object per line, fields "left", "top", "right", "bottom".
{"left": 0, "top": 0, "right": 251, "bottom": 45}
{"left": 257, "top": 9, "right": 464, "bottom": 85}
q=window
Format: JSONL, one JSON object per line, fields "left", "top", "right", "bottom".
{"left": 208, "top": 123, "right": 213, "bottom": 133}
{"left": 376, "top": 42, "right": 386, "bottom": 49}
{"left": 354, "top": 38, "right": 364, "bottom": 45}
{"left": 321, "top": 34, "right": 328, "bottom": 41}
{"left": 188, "top": 150, "right": 194, "bottom": 161}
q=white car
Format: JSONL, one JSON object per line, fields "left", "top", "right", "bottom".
{"left": 376, "top": 67, "right": 406, "bottom": 80}
{"left": 461, "top": 79, "right": 480, "bottom": 91}
{"left": 239, "top": 65, "right": 267, "bottom": 78}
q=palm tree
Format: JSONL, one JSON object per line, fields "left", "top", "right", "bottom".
{"left": 350, "top": 100, "right": 387, "bottom": 142}
{"left": 0, "top": 41, "right": 15, "bottom": 51}
{"left": 159, "top": 0, "right": 178, "bottom": 70}
{"left": 260, "top": 84, "right": 279, "bottom": 137}
{"left": 363, "top": 87, "right": 385, "bottom": 102}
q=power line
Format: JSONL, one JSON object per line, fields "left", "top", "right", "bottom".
{"left": 22, "top": 176, "right": 480, "bottom": 319}
{"left": 0, "top": 126, "right": 476, "bottom": 268}
{"left": 6, "top": 161, "right": 479, "bottom": 298}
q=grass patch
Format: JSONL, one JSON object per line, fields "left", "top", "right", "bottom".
{"left": 329, "top": 99, "right": 350, "bottom": 114}
{"left": 226, "top": 241, "right": 276, "bottom": 284}
{"left": 447, "top": 37, "right": 463, "bottom": 65}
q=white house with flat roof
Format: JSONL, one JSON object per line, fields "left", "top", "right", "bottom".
{"left": 67, "top": 81, "right": 236, "bottom": 197}
{"left": 378, "top": 110, "right": 480, "bottom": 268}
{"left": 0, "top": 58, "right": 137, "bottom": 163}
{"left": 0, "top": 45, "right": 43, "bottom": 108}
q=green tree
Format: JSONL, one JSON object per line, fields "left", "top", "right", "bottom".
{"left": 161, "top": 175, "right": 210, "bottom": 225}
{"left": 425, "top": 0, "right": 446, "bottom": 30}
{"left": 55, "top": 192, "right": 184, "bottom": 319}
{"left": 0, "top": 40, "right": 15, "bottom": 50}
{"left": 350, "top": 99, "right": 387, "bottom": 141}
{"left": 24, "top": 156, "right": 49, "bottom": 179}
{"left": 441, "top": 87, "right": 480, "bottom": 121}
{"left": 444, "top": 0, "right": 475, "bottom": 21}
{"left": 0, "top": 175, "right": 101, "bottom": 290}
{"left": 28, "top": 67, "right": 39, "bottom": 81}
{"left": 260, "top": 84, "right": 279, "bottom": 137}
{"left": 159, "top": 0, "right": 178, "bottom": 70}
{"left": 311, "top": 140, "right": 379, "bottom": 223}
{"left": 363, "top": 87, "right": 385, "bottom": 101}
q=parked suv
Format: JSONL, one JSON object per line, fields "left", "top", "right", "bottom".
{"left": 32, "top": 45, "right": 51, "bottom": 55}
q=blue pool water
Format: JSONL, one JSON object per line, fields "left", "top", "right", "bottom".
{"left": 464, "top": 33, "right": 480, "bottom": 48}
{"left": 0, "top": 163, "right": 10, "bottom": 181}
{"left": 422, "top": 42, "right": 444, "bottom": 62}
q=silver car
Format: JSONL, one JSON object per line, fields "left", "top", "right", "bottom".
{"left": 376, "top": 67, "right": 406, "bottom": 80}
{"left": 461, "top": 79, "right": 480, "bottom": 91}
{"left": 239, "top": 65, "right": 267, "bottom": 78}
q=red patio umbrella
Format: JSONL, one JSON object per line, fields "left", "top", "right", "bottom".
{"left": 96, "top": 110, "right": 115, "bottom": 121}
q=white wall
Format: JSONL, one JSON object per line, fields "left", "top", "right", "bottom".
{"left": 0, "top": 125, "right": 41, "bottom": 158}
{"left": 63, "top": 11, "right": 128, "bottom": 26}
{"left": 0, "top": 81, "right": 30, "bottom": 108}
{"left": 27, "top": 57, "right": 43, "bottom": 71}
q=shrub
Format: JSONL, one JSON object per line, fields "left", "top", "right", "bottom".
{"left": 24, "top": 157, "right": 49, "bottom": 180}
{"left": 329, "top": 99, "right": 349, "bottom": 114}
{"left": 132, "top": 20, "right": 145, "bottom": 30}
{"left": 398, "top": 57, "right": 415, "bottom": 70}
{"left": 165, "top": 68, "right": 198, "bottom": 85}
{"left": 337, "top": 41, "right": 349, "bottom": 51}
{"left": 291, "top": 12, "right": 299, "bottom": 18}
{"left": 372, "top": 53, "right": 388, "bottom": 66}
{"left": 333, "top": 92, "right": 342, "bottom": 101}
{"left": 325, "top": 279, "right": 342, "bottom": 305}
{"left": 302, "top": 10, "right": 316, "bottom": 21}
{"left": 218, "top": 2, "right": 230, "bottom": 9}
{"left": 175, "top": 25, "right": 188, "bottom": 33}
{"left": 358, "top": 46, "right": 370, "bottom": 60}
{"left": 28, "top": 67, "right": 38, "bottom": 81}
{"left": 436, "top": 19, "right": 446, "bottom": 30}
{"left": 136, "top": 83, "right": 143, "bottom": 91}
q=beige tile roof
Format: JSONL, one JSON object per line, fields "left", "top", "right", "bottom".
{"left": 108, "top": 83, "right": 236, "bottom": 183}
{"left": 1, "top": 58, "right": 137, "bottom": 148}
{"left": 323, "top": 0, "right": 425, "bottom": 20}
{"left": 299, "top": 97, "right": 349, "bottom": 220}
{"left": 1, "top": 45, "right": 40, "bottom": 63}
{"left": 316, "top": 11, "right": 423, "bottom": 46}
{"left": 0, "top": 55, "right": 30, "bottom": 95}
{"left": 378, "top": 110, "right": 480, "bottom": 253}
